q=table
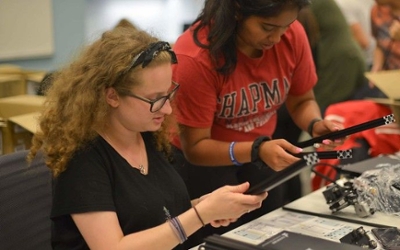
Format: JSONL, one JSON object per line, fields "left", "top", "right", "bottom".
{"left": 193, "top": 179, "right": 400, "bottom": 250}
{"left": 222, "top": 208, "right": 382, "bottom": 248}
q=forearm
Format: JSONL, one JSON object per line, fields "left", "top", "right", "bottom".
{"left": 287, "top": 96, "right": 322, "bottom": 132}
{"left": 351, "top": 23, "right": 369, "bottom": 49}
{"left": 117, "top": 208, "right": 204, "bottom": 250}
{"left": 184, "top": 138, "right": 253, "bottom": 166}
{"left": 371, "top": 47, "right": 385, "bottom": 72}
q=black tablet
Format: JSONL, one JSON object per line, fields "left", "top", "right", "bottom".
{"left": 244, "top": 153, "right": 319, "bottom": 195}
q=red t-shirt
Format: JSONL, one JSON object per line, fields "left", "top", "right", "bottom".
{"left": 172, "top": 21, "right": 317, "bottom": 148}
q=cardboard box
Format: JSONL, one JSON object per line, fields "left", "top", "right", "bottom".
{"left": 0, "top": 64, "right": 41, "bottom": 75}
{"left": 0, "top": 74, "right": 26, "bottom": 98}
{"left": 0, "top": 95, "right": 45, "bottom": 155}
{"left": 365, "top": 70, "right": 400, "bottom": 126}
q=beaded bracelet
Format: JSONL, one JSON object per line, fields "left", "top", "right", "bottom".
{"left": 229, "top": 141, "right": 243, "bottom": 166}
{"left": 193, "top": 206, "right": 205, "bottom": 227}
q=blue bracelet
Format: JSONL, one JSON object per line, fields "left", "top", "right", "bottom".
{"left": 229, "top": 141, "right": 243, "bottom": 166}
{"left": 171, "top": 217, "right": 187, "bottom": 243}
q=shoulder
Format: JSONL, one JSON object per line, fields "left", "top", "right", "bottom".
{"left": 66, "top": 137, "right": 113, "bottom": 174}
{"left": 281, "top": 21, "right": 309, "bottom": 48}
{"left": 173, "top": 26, "right": 213, "bottom": 68}
{"left": 174, "top": 26, "right": 205, "bottom": 55}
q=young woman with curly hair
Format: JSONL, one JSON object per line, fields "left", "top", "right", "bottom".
{"left": 27, "top": 23, "right": 267, "bottom": 250}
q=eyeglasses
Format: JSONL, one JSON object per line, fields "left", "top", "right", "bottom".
{"left": 125, "top": 81, "right": 180, "bottom": 113}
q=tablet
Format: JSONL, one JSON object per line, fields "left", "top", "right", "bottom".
{"left": 244, "top": 153, "right": 318, "bottom": 195}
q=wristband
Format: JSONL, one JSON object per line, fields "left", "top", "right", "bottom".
{"left": 229, "top": 141, "right": 243, "bottom": 166}
{"left": 307, "top": 118, "right": 323, "bottom": 137}
{"left": 168, "top": 217, "right": 187, "bottom": 244}
{"left": 251, "top": 136, "right": 271, "bottom": 169}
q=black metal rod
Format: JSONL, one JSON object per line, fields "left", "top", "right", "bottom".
{"left": 296, "top": 114, "right": 395, "bottom": 148}
{"left": 294, "top": 149, "right": 353, "bottom": 160}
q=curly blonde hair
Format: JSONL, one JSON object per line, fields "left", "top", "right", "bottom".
{"left": 27, "top": 25, "right": 178, "bottom": 177}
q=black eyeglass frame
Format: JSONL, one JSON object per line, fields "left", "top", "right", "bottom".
{"left": 125, "top": 81, "right": 180, "bottom": 113}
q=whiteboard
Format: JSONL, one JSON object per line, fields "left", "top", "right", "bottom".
{"left": 0, "top": 0, "right": 54, "bottom": 61}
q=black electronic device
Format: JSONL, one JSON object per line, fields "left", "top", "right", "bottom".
{"left": 198, "top": 234, "right": 265, "bottom": 250}
{"left": 259, "top": 230, "right": 361, "bottom": 250}
{"left": 199, "top": 231, "right": 366, "bottom": 250}
{"left": 371, "top": 227, "right": 400, "bottom": 250}
{"left": 260, "top": 230, "right": 366, "bottom": 250}
{"left": 340, "top": 226, "right": 377, "bottom": 249}
{"left": 244, "top": 153, "right": 318, "bottom": 195}
{"left": 245, "top": 150, "right": 353, "bottom": 195}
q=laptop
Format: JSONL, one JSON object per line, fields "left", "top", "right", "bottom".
{"left": 339, "top": 156, "right": 400, "bottom": 178}
{"left": 260, "top": 230, "right": 364, "bottom": 250}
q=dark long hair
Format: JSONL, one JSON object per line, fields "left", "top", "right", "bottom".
{"left": 192, "top": 0, "right": 311, "bottom": 75}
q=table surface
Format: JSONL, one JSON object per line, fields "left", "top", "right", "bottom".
{"left": 192, "top": 177, "right": 400, "bottom": 250}
{"left": 192, "top": 208, "right": 388, "bottom": 250}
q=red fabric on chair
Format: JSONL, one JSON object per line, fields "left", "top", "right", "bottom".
{"left": 311, "top": 100, "right": 400, "bottom": 191}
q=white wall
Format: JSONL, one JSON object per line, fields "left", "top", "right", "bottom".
{"left": 2, "top": 0, "right": 203, "bottom": 71}
{"left": 0, "top": 0, "right": 54, "bottom": 61}
{"left": 1, "top": 0, "right": 86, "bottom": 71}
{"left": 85, "top": 0, "right": 204, "bottom": 43}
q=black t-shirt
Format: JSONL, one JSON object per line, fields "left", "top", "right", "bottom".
{"left": 51, "top": 132, "right": 194, "bottom": 250}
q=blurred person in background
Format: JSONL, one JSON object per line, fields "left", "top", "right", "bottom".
{"left": 334, "top": 0, "right": 376, "bottom": 70}
{"left": 297, "top": 0, "right": 367, "bottom": 114}
{"left": 371, "top": 0, "right": 400, "bottom": 71}
{"left": 366, "top": 0, "right": 400, "bottom": 98}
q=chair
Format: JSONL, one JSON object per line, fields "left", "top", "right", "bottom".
{"left": 0, "top": 150, "right": 52, "bottom": 250}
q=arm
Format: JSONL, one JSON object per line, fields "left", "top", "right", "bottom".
{"left": 350, "top": 23, "right": 370, "bottom": 49}
{"left": 371, "top": 46, "right": 385, "bottom": 73}
{"left": 285, "top": 89, "right": 343, "bottom": 141}
{"left": 368, "top": 46, "right": 385, "bottom": 88}
{"left": 389, "top": 20, "right": 400, "bottom": 41}
{"left": 285, "top": 89, "right": 323, "bottom": 133}
{"left": 72, "top": 182, "right": 267, "bottom": 250}
{"left": 179, "top": 125, "right": 302, "bottom": 171}
{"left": 370, "top": 5, "right": 384, "bottom": 74}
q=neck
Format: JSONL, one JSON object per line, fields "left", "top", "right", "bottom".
{"left": 101, "top": 131, "right": 148, "bottom": 175}
{"left": 101, "top": 130, "right": 144, "bottom": 156}
{"left": 236, "top": 36, "right": 263, "bottom": 58}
